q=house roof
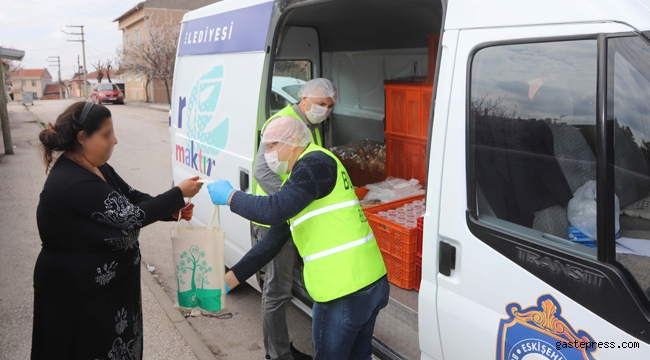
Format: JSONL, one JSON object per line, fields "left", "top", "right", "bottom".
{"left": 43, "top": 84, "right": 66, "bottom": 94}
{"left": 16, "top": 68, "right": 51, "bottom": 79}
{"left": 113, "top": 1, "right": 145, "bottom": 23}
{"left": 86, "top": 70, "right": 117, "bottom": 80}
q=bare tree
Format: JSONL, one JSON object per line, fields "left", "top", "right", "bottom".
{"left": 3, "top": 59, "right": 22, "bottom": 86}
{"left": 93, "top": 60, "right": 105, "bottom": 84}
{"left": 105, "top": 59, "right": 113, "bottom": 83}
{"left": 117, "top": 43, "right": 153, "bottom": 101}
{"left": 117, "top": 15, "right": 179, "bottom": 104}
{"left": 471, "top": 95, "right": 518, "bottom": 119}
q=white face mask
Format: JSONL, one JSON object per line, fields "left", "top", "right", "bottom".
{"left": 264, "top": 143, "right": 290, "bottom": 174}
{"left": 305, "top": 101, "right": 331, "bottom": 124}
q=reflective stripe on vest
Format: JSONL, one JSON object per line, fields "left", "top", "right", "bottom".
{"left": 290, "top": 199, "right": 359, "bottom": 231}
{"left": 303, "top": 233, "right": 375, "bottom": 263}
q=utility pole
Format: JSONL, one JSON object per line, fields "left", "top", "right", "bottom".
{"left": 47, "top": 56, "right": 63, "bottom": 100}
{"left": 63, "top": 25, "right": 87, "bottom": 99}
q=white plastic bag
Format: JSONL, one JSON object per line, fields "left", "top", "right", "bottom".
{"left": 567, "top": 180, "right": 620, "bottom": 240}
{"left": 364, "top": 177, "right": 424, "bottom": 203}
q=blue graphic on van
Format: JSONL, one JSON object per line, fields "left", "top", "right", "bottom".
{"left": 175, "top": 66, "right": 229, "bottom": 176}
{"left": 496, "top": 294, "right": 597, "bottom": 360}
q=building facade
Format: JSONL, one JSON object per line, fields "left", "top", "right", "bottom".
{"left": 114, "top": 0, "right": 217, "bottom": 104}
{"left": 10, "top": 69, "right": 53, "bottom": 101}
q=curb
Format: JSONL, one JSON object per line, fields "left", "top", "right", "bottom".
{"left": 140, "top": 263, "right": 217, "bottom": 360}
{"left": 125, "top": 102, "right": 170, "bottom": 112}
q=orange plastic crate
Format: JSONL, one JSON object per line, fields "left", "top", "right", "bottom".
{"left": 336, "top": 157, "right": 385, "bottom": 187}
{"left": 346, "top": 166, "right": 384, "bottom": 187}
{"left": 385, "top": 134, "right": 428, "bottom": 186}
{"left": 385, "top": 82, "right": 433, "bottom": 141}
{"left": 364, "top": 195, "right": 425, "bottom": 289}
{"left": 381, "top": 251, "right": 418, "bottom": 290}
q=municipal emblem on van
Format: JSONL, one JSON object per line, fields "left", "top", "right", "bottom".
{"left": 496, "top": 294, "right": 597, "bottom": 360}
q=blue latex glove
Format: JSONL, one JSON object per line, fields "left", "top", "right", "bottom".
{"left": 225, "top": 282, "right": 231, "bottom": 294}
{"left": 207, "top": 180, "right": 235, "bottom": 205}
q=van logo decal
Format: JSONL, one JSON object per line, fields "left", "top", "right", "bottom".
{"left": 516, "top": 247, "right": 604, "bottom": 287}
{"left": 175, "top": 65, "right": 228, "bottom": 176}
{"left": 496, "top": 294, "right": 597, "bottom": 360}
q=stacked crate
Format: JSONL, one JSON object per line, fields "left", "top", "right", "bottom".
{"left": 364, "top": 195, "right": 425, "bottom": 290}
{"left": 384, "top": 81, "right": 432, "bottom": 186}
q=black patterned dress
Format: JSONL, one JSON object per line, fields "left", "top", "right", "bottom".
{"left": 32, "top": 155, "right": 184, "bottom": 360}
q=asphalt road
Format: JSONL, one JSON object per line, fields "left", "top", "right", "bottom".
{"left": 0, "top": 99, "right": 314, "bottom": 359}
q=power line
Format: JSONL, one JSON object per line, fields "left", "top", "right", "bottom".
{"left": 85, "top": 1, "right": 139, "bottom": 36}
{"left": 47, "top": 56, "right": 63, "bottom": 99}
{"left": 63, "top": 25, "right": 88, "bottom": 99}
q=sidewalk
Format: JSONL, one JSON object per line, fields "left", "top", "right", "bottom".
{"left": 0, "top": 102, "right": 211, "bottom": 359}
{"left": 125, "top": 100, "right": 171, "bottom": 112}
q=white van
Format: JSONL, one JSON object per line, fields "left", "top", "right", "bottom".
{"left": 170, "top": 0, "right": 650, "bottom": 358}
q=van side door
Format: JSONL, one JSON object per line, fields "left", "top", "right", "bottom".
{"left": 170, "top": 0, "right": 275, "bottom": 274}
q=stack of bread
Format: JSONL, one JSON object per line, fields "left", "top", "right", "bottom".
{"left": 330, "top": 140, "right": 387, "bottom": 177}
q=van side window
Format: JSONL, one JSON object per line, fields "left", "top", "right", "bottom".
{"left": 608, "top": 36, "right": 650, "bottom": 300}
{"left": 470, "top": 40, "right": 598, "bottom": 255}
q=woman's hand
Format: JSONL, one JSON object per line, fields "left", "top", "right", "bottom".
{"left": 177, "top": 176, "right": 203, "bottom": 198}
{"left": 172, "top": 202, "right": 194, "bottom": 221}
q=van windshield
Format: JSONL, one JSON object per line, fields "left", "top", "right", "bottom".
{"left": 98, "top": 84, "right": 119, "bottom": 91}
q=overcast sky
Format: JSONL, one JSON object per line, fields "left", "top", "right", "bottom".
{"left": 0, "top": 0, "right": 142, "bottom": 80}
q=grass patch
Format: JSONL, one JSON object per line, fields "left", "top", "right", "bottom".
{"left": 27, "top": 120, "right": 46, "bottom": 129}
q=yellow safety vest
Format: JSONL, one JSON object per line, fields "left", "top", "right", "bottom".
{"left": 287, "top": 144, "right": 386, "bottom": 302}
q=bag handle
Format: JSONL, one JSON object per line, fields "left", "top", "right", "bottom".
{"left": 175, "top": 197, "right": 221, "bottom": 230}
{"left": 206, "top": 205, "right": 221, "bottom": 230}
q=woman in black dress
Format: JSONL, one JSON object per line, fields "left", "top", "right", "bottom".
{"left": 32, "top": 101, "right": 203, "bottom": 359}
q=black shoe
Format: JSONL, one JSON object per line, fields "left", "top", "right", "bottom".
{"left": 290, "top": 342, "right": 313, "bottom": 360}
{"left": 265, "top": 355, "right": 271, "bottom": 360}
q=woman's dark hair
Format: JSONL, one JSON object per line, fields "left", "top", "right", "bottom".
{"left": 39, "top": 101, "right": 112, "bottom": 173}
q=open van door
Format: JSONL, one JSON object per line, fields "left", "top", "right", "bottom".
{"left": 170, "top": 0, "right": 274, "bottom": 282}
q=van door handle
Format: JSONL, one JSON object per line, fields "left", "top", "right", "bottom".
{"left": 240, "top": 169, "right": 250, "bottom": 192}
{"left": 439, "top": 241, "right": 456, "bottom": 276}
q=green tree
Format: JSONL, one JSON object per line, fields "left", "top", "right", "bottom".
{"left": 176, "top": 245, "right": 210, "bottom": 294}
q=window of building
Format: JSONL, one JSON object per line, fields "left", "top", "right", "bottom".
{"left": 21, "top": 80, "right": 26, "bottom": 87}
{"left": 32, "top": 80, "right": 36, "bottom": 87}
{"left": 469, "top": 39, "right": 598, "bottom": 256}
{"left": 134, "top": 28, "right": 140, "bottom": 42}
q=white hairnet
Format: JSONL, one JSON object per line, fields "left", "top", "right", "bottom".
{"left": 297, "top": 78, "right": 338, "bottom": 100}
{"left": 262, "top": 116, "right": 312, "bottom": 147}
